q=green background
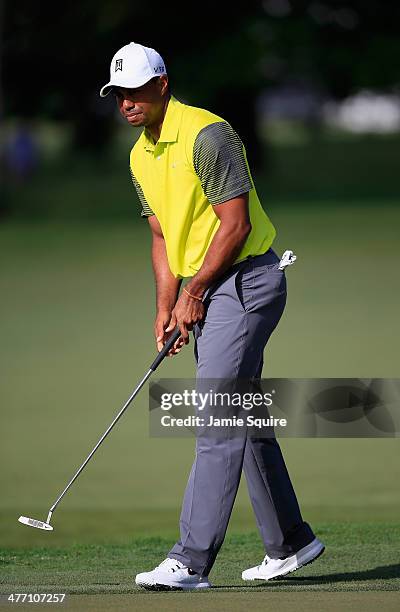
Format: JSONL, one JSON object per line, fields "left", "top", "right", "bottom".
{"left": 1, "top": 135, "right": 399, "bottom": 609}
{"left": 1, "top": 183, "right": 399, "bottom": 548}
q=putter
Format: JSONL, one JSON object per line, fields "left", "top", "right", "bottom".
{"left": 18, "top": 328, "right": 181, "bottom": 532}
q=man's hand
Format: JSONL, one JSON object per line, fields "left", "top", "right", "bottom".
{"left": 165, "top": 291, "right": 205, "bottom": 350}
{"left": 154, "top": 310, "right": 173, "bottom": 352}
{"left": 154, "top": 308, "right": 188, "bottom": 356}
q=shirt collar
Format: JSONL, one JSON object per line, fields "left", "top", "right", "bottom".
{"left": 143, "top": 95, "right": 183, "bottom": 151}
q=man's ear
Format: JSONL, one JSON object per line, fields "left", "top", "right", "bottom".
{"left": 159, "top": 75, "right": 169, "bottom": 96}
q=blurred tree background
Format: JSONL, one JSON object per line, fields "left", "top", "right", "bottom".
{"left": 1, "top": 0, "right": 400, "bottom": 218}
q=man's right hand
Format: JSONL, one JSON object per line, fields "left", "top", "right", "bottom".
{"left": 154, "top": 310, "right": 184, "bottom": 356}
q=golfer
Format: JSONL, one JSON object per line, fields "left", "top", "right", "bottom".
{"left": 100, "top": 42, "right": 324, "bottom": 590}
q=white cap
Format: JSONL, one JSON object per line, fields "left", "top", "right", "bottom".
{"left": 100, "top": 42, "right": 167, "bottom": 97}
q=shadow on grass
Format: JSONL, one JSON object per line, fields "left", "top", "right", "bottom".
{"left": 211, "top": 563, "right": 400, "bottom": 589}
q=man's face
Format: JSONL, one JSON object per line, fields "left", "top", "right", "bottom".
{"left": 114, "top": 76, "right": 169, "bottom": 128}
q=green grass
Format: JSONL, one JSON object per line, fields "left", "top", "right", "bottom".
{"left": 2, "top": 593, "right": 398, "bottom": 612}
{"left": 1, "top": 524, "right": 399, "bottom": 596}
{"left": 1, "top": 211, "right": 399, "bottom": 522}
{"left": 3, "top": 130, "right": 400, "bottom": 220}
{"left": 1, "top": 206, "right": 399, "bottom": 607}
{"left": 260, "top": 129, "right": 400, "bottom": 201}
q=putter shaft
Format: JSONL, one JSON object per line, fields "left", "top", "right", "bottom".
{"left": 48, "top": 369, "right": 153, "bottom": 516}
{"left": 46, "top": 326, "right": 181, "bottom": 522}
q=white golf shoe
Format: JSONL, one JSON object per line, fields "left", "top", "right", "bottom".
{"left": 135, "top": 557, "right": 212, "bottom": 591}
{"left": 242, "top": 537, "right": 325, "bottom": 581}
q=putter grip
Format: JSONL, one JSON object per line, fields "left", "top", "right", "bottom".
{"left": 150, "top": 327, "right": 181, "bottom": 371}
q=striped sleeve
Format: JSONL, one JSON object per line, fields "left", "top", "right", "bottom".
{"left": 129, "top": 167, "right": 154, "bottom": 218}
{"left": 193, "top": 122, "right": 253, "bottom": 205}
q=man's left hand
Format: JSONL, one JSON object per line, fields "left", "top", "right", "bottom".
{"left": 165, "top": 290, "right": 205, "bottom": 349}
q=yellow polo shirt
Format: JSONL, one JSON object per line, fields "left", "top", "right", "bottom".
{"left": 130, "top": 96, "right": 276, "bottom": 278}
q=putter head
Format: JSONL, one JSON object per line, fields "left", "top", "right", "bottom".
{"left": 18, "top": 516, "right": 53, "bottom": 531}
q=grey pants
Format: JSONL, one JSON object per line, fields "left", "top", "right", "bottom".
{"left": 169, "top": 248, "right": 315, "bottom": 576}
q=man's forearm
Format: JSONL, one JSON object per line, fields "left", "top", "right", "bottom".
{"left": 186, "top": 221, "right": 251, "bottom": 298}
{"left": 152, "top": 233, "right": 181, "bottom": 311}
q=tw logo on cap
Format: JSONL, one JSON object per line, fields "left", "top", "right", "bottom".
{"left": 115, "top": 59, "right": 123, "bottom": 72}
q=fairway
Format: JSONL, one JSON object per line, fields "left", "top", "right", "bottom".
{"left": 1, "top": 206, "right": 399, "bottom": 609}
{"left": 1, "top": 524, "right": 400, "bottom": 612}
{"left": 1, "top": 525, "right": 399, "bottom": 600}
